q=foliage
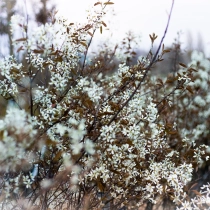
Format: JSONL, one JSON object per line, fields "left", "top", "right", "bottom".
{"left": 0, "top": 1, "right": 209, "bottom": 209}
{"left": 0, "top": 0, "right": 55, "bottom": 57}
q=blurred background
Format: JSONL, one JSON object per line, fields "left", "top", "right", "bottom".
{"left": 0, "top": 0, "right": 210, "bottom": 57}
{"left": 55, "top": 0, "right": 210, "bottom": 56}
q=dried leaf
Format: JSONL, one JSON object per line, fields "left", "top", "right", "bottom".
{"left": 124, "top": 51, "right": 130, "bottom": 54}
{"left": 54, "top": 56, "right": 63, "bottom": 62}
{"left": 17, "top": 46, "right": 23, "bottom": 53}
{"left": 101, "top": 21, "right": 107, "bottom": 27}
{"left": 84, "top": 24, "right": 92, "bottom": 30}
{"left": 163, "top": 49, "right": 170, "bottom": 53}
{"left": 94, "top": 2, "right": 101, "bottom": 6}
{"left": 157, "top": 78, "right": 163, "bottom": 85}
{"left": 168, "top": 130, "right": 177, "bottom": 135}
{"left": 177, "top": 72, "right": 181, "bottom": 78}
{"left": 53, "top": 151, "right": 62, "bottom": 162}
{"left": 49, "top": 51, "right": 57, "bottom": 56}
{"left": 104, "top": 2, "right": 114, "bottom": 5}
{"left": 33, "top": 49, "right": 44, "bottom": 54}
{"left": 97, "top": 180, "right": 105, "bottom": 191}
{"left": 100, "top": 25, "right": 102, "bottom": 34}
{"left": 179, "top": 63, "right": 187, "bottom": 68}
{"left": 189, "top": 182, "right": 198, "bottom": 190}
{"left": 71, "top": 68, "right": 77, "bottom": 75}
{"left": 149, "top": 34, "right": 153, "bottom": 41}
{"left": 87, "top": 31, "right": 93, "bottom": 37}
{"left": 188, "top": 67, "right": 198, "bottom": 72}
{"left": 166, "top": 78, "right": 174, "bottom": 84}
{"left": 15, "top": 38, "right": 27, "bottom": 42}
{"left": 191, "top": 190, "right": 202, "bottom": 197}
{"left": 80, "top": 41, "right": 88, "bottom": 49}
{"left": 149, "top": 33, "right": 158, "bottom": 42}
{"left": 186, "top": 86, "right": 194, "bottom": 94}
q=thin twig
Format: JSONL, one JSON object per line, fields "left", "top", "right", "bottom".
{"left": 80, "top": 0, "right": 112, "bottom": 76}
{"left": 107, "top": 0, "right": 175, "bottom": 126}
{"left": 81, "top": 29, "right": 96, "bottom": 76}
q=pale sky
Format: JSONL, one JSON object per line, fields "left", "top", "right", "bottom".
{"left": 54, "top": 0, "right": 210, "bottom": 56}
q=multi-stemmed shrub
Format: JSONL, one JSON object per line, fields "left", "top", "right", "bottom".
{"left": 0, "top": 1, "right": 209, "bottom": 209}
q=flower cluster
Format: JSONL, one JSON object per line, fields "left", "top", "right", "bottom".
{"left": 0, "top": 1, "right": 209, "bottom": 210}
{"left": 177, "top": 183, "right": 210, "bottom": 210}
